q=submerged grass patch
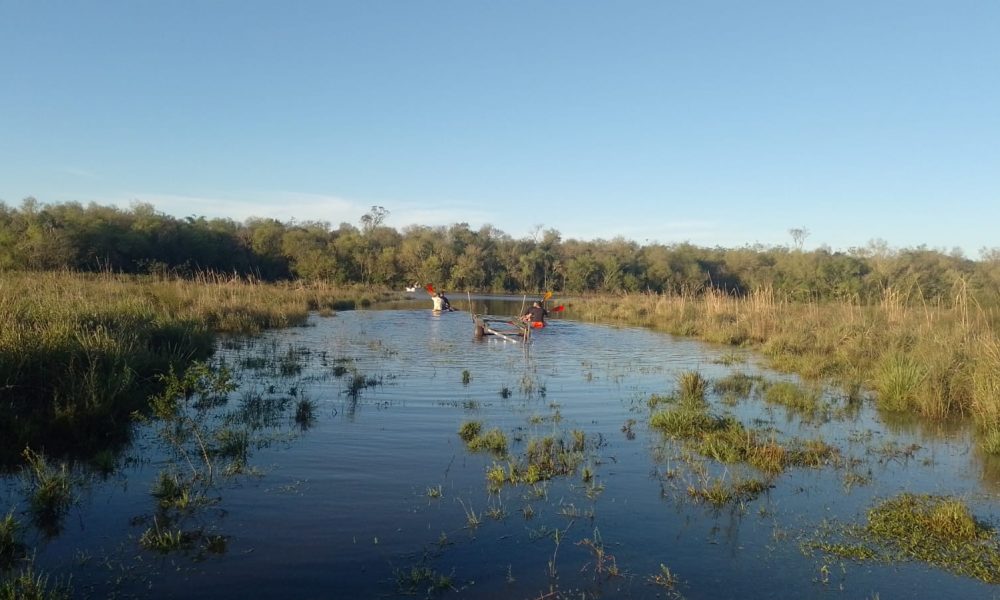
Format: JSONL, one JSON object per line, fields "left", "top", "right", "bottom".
{"left": 712, "top": 372, "right": 762, "bottom": 399}
{"left": 20, "top": 449, "right": 73, "bottom": 529}
{"left": 651, "top": 399, "right": 837, "bottom": 474}
{"left": 457, "top": 421, "right": 508, "bottom": 456}
{"left": 687, "top": 476, "right": 769, "bottom": 507}
{"left": 760, "top": 380, "right": 822, "bottom": 417}
{"left": 394, "top": 564, "right": 454, "bottom": 596}
{"left": 0, "top": 512, "right": 26, "bottom": 569}
{"left": 812, "top": 493, "right": 1000, "bottom": 584}
{"left": 480, "top": 432, "right": 590, "bottom": 491}
{"left": 0, "top": 564, "right": 72, "bottom": 600}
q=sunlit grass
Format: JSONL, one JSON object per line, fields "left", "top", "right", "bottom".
{"left": 0, "top": 270, "right": 391, "bottom": 466}
{"left": 811, "top": 493, "right": 1000, "bottom": 584}
{"left": 570, "top": 287, "right": 1000, "bottom": 453}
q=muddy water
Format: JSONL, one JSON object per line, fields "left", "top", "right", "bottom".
{"left": 2, "top": 299, "right": 999, "bottom": 599}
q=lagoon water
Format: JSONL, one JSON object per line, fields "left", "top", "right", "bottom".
{"left": 3, "top": 297, "right": 999, "bottom": 599}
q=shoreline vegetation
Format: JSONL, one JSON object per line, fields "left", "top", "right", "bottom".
{"left": 0, "top": 270, "right": 393, "bottom": 467}
{"left": 4, "top": 268, "right": 999, "bottom": 466}
{"left": 569, "top": 286, "right": 1000, "bottom": 454}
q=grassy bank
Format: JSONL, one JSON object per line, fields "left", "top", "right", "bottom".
{"left": 567, "top": 287, "right": 1000, "bottom": 451}
{"left": 0, "top": 270, "right": 393, "bottom": 467}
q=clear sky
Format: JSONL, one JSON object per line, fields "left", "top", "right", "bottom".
{"left": 1, "top": 1, "right": 998, "bottom": 255}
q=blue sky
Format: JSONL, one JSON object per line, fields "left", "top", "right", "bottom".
{"left": 1, "top": 1, "right": 998, "bottom": 255}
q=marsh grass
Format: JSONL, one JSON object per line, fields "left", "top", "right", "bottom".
{"left": 676, "top": 371, "right": 707, "bottom": 405}
{"left": 648, "top": 563, "right": 681, "bottom": 593}
{"left": 151, "top": 471, "right": 195, "bottom": 511}
{"left": 813, "top": 494, "right": 1000, "bottom": 584}
{"left": 0, "top": 565, "right": 72, "bottom": 600}
{"left": 457, "top": 499, "right": 481, "bottom": 529}
{"left": 712, "top": 372, "right": 762, "bottom": 399}
{"left": 458, "top": 421, "right": 482, "bottom": 442}
{"left": 0, "top": 512, "right": 25, "bottom": 569}
{"left": 345, "top": 371, "right": 383, "bottom": 400}
{"left": 20, "top": 449, "right": 73, "bottom": 530}
{"left": 873, "top": 353, "right": 926, "bottom": 412}
{"left": 294, "top": 398, "right": 316, "bottom": 429}
{"left": 0, "top": 271, "right": 385, "bottom": 467}
{"left": 570, "top": 287, "right": 1000, "bottom": 451}
{"left": 760, "top": 380, "right": 826, "bottom": 420}
{"left": 139, "top": 520, "right": 190, "bottom": 553}
{"left": 687, "top": 475, "right": 769, "bottom": 507}
{"left": 477, "top": 433, "right": 589, "bottom": 491}
{"left": 467, "top": 429, "right": 508, "bottom": 455}
{"left": 393, "top": 564, "right": 455, "bottom": 596}
{"left": 651, "top": 399, "right": 837, "bottom": 474}
{"left": 458, "top": 421, "right": 508, "bottom": 456}
{"left": 577, "top": 529, "right": 620, "bottom": 579}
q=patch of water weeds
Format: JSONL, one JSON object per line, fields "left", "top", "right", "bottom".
{"left": 393, "top": 563, "right": 456, "bottom": 597}
{"left": 806, "top": 493, "right": 1000, "bottom": 584}
{"left": 134, "top": 358, "right": 319, "bottom": 564}
{"left": 650, "top": 398, "right": 838, "bottom": 476}
{"left": 0, "top": 511, "right": 27, "bottom": 570}
{"left": 0, "top": 563, "right": 73, "bottom": 600}
{"left": 481, "top": 432, "right": 591, "bottom": 491}
{"left": 713, "top": 372, "right": 763, "bottom": 405}
{"left": 19, "top": 448, "right": 75, "bottom": 538}
{"left": 458, "top": 421, "right": 508, "bottom": 457}
{"left": 686, "top": 473, "right": 770, "bottom": 508}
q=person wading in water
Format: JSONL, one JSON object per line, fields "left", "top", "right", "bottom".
{"left": 432, "top": 291, "right": 453, "bottom": 312}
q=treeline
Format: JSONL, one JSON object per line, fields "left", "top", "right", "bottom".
{"left": 3, "top": 198, "right": 999, "bottom": 305}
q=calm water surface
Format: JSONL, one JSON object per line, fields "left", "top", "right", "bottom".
{"left": 3, "top": 299, "right": 999, "bottom": 599}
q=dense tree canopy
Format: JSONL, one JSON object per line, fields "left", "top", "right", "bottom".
{"left": 1, "top": 199, "right": 997, "bottom": 306}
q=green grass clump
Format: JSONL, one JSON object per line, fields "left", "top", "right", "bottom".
{"left": 0, "top": 512, "right": 26, "bottom": 569}
{"left": 139, "top": 521, "right": 191, "bottom": 553}
{"left": 0, "top": 565, "right": 72, "bottom": 600}
{"left": 151, "top": 471, "right": 194, "bottom": 510}
{"left": 458, "top": 420, "right": 482, "bottom": 442}
{"left": 650, "top": 406, "right": 732, "bottom": 437}
{"left": 712, "top": 372, "right": 761, "bottom": 399}
{"left": 466, "top": 428, "right": 508, "bottom": 456}
{"left": 481, "top": 433, "right": 588, "bottom": 490}
{"left": 874, "top": 353, "right": 926, "bottom": 412}
{"left": 458, "top": 421, "right": 507, "bottom": 456}
{"left": 687, "top": 477, "right": 769, "bottom": 507}
{"left": 979, "top": 427, "right": 1000, "bottom": 456}
{"left": 21, "top": 449, "right": 73, "bottom": 525}
{"left": 786, "top": 438, "right": 839, "bottom": 467}
{"left": 394, "top": 565, "right": 454, "bottom": 595}
{"left": 760, "top": 380, "right": 823, "bottom": 417}
{"left": 676, "top": 371, "right": 707, "bottom": 405}
{"left": 651, "top": 401, "right": 837, "bottom": 474}
{"left": 294, "top": 398, "right": 317, "bottom": 429}
{"left": 815, "top": 494, "right": 1000, "bottom": 584}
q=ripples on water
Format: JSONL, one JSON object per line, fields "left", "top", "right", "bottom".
{"left": 2, "top": 301, "right": 998, "bottom": 599}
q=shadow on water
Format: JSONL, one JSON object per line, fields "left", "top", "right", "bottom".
{"left": 1, "top": 304, "right": 999, "bottom": 599}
